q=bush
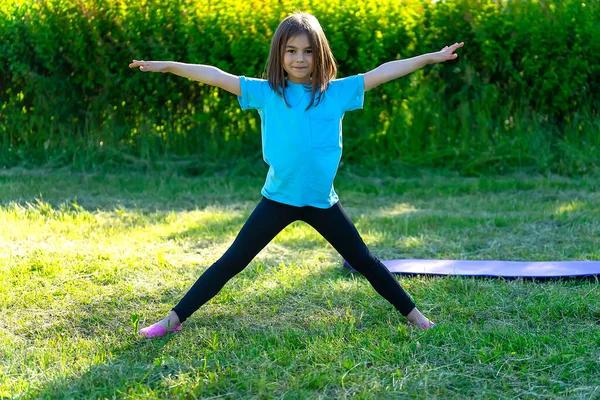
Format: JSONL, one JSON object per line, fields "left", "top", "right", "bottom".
{"left": 1, "top": 0, "right": 598, "bottom": 174}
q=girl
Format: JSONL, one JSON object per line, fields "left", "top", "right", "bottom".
{"left": 129, "top": 12, "right": 463, "bottom": 337}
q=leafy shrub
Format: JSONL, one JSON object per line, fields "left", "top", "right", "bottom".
{"left": 0, "top": 0, "right": 598, "bottom": 174}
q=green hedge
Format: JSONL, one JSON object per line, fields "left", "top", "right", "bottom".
{"left": 1, "top": 0, "right": 599, "bottom": 174}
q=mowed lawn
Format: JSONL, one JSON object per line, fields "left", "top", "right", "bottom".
{"left": 1, "top": 169, "right": 599, "bottom": 399}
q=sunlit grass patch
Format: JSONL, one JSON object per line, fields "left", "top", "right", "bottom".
{"left": 1, "top": 171, "right": 599, "bottom": 398}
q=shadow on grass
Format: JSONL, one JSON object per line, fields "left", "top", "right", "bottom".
{"left": 0, "top": 171, "right": 265, "bottom": 213}
{"left": 25, "top": 262, "right": 429, "bottom": 398}
{"left": 19, "top": 253, "right": 600, "bottom": 398}
{"left": 28, "top": 333, "right": 189, "bottom": 399}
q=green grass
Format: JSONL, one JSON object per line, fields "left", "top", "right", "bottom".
{"left": 1, "top": 168, "right": 599, "bottom": 399}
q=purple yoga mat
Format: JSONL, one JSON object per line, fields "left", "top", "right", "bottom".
{"left": 343, "top": 259, "right": 600, "bottom": 278}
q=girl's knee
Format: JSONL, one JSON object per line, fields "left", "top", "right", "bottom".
{"left": 211, "top": 258, "right": 248, "bottom": 276}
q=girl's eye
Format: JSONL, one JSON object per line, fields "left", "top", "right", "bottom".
{"left": 286, "top": 49, "right": 312, "bottom": 54}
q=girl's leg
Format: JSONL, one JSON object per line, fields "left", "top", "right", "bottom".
{"left": 150, "top": 197, "right": 298, "bottom": 329}
{"left": 302, "top": 202, "right": 433, "bottom": 327}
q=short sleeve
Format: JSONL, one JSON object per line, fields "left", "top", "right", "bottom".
{"left": 333, "top": 74, "right": 365, "bottom": 113}
{"left": 237, "top": 76, "right": 271, "bottom": 111}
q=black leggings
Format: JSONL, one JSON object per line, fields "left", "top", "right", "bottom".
{"left": 173, "top": 197, "right": 416, "bottom": 322}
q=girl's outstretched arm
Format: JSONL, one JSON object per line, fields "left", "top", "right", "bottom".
{"left": 363, "top": 42, "right": 464, "bottom": 91}
{"left": 128, "top": 60, "right": 241, "bottom": 96}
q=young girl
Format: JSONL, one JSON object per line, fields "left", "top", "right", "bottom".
{"left": 130, "top": 12, "right": 463, "bottom": 337}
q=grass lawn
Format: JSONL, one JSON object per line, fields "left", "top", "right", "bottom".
{"left": 1, "top": 168, "right": 599, "bottom": 399}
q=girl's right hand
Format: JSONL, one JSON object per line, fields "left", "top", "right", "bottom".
{"left": 128, "top": 60, "right": 169, "bottom": 73}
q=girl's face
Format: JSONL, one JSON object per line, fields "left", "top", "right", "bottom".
{"left": 283, "top": 34, "right": 314, "bottom": 84}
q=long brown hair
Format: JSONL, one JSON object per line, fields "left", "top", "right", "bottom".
{"left": 264, "top": 12, "right": 337, "bottom": 110}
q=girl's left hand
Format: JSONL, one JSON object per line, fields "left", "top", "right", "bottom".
{"left": 431, "top": 42, "right": 464, "bottom": 63}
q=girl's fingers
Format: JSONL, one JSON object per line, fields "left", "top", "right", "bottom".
{"left": 129, "top": 60, "right": 150, "bottom": 70}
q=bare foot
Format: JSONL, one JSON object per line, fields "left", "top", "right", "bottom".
{"left": 141, "top": 310, "right": 181, "bottom": 331}
{"left": 406, "top": 307, "right": 435, "bottom": 330}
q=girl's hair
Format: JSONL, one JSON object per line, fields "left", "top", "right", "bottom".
{"left": 265, "top": 12, "right": 337, "bottom": 110}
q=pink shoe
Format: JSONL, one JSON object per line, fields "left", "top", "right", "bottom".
{"left": 139, "top": 322, "right": 183, "bottom": 338}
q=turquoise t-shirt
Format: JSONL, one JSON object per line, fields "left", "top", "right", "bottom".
{"left": 238, "top": 74, "right": 364, "bottom": 208}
